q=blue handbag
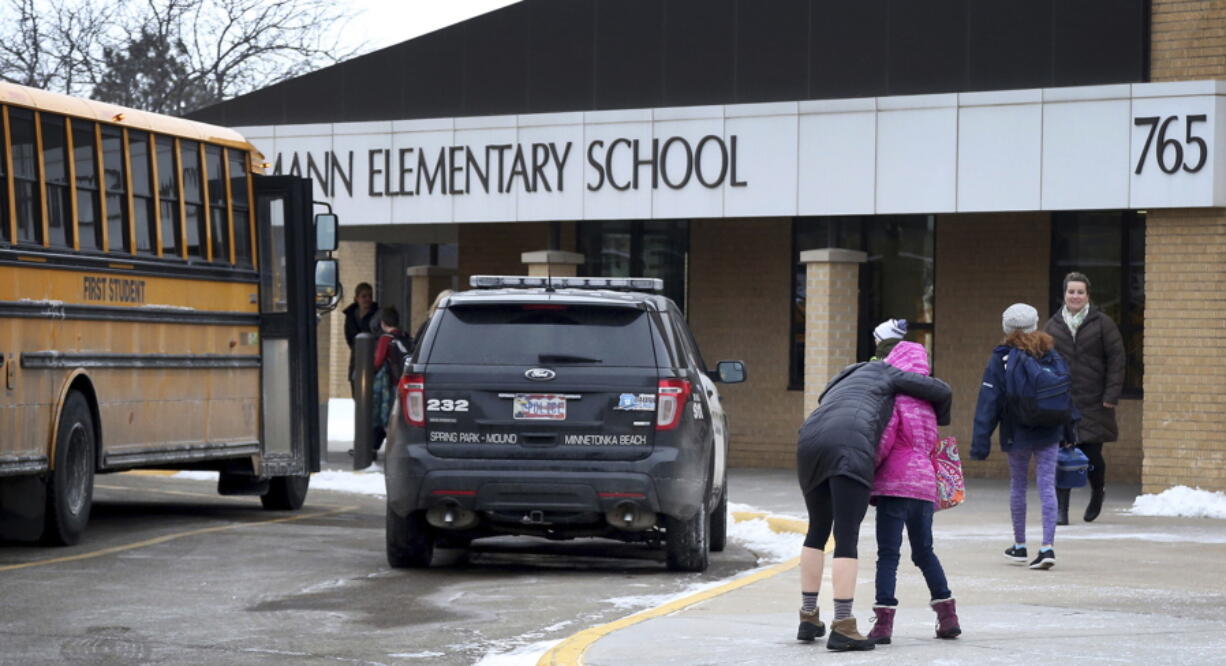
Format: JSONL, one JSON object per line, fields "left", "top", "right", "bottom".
{"left": 1056, "top": 446, "right": 1091, "bottom": 489}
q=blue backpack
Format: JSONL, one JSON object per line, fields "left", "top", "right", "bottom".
{"left": 1004, "top": 348, "right": 1073, "bottom": 427}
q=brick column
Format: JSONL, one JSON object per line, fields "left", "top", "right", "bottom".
{"left": 406, "top": 265, "right": 456, "bottom": 333}
{"left": 801, "top": 248, "right": 867, "bottom": 415}
{"left": 521, "top": 250, "right": 584, "bottom": 278}
{"left": 1142, "top": 209, "right": 1226, "bottom": 493}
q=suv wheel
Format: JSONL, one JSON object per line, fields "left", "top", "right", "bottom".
{"left": 709, "top": 484, "right": 728, "bottom": 553}
{"left": 665, "top": 498, "right": 710, "bottom": 572}
{"left": 387, "top": 509, "right": 434, "bottom": 568}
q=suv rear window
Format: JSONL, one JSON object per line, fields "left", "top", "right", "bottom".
{"left": 427, "top": 304, "right": 657, "bottom": 367}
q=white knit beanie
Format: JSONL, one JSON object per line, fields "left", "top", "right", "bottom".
{"left": 873, "top": 318, "right": 908, "bottom": 344}
{"left": 1002, "top": 303, "right": 1039, "bottom": 334}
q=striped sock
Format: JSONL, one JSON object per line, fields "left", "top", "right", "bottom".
{"left": 801, "top": 592, "right": 818, "bottom": 613}
{"left": 834, "top": 598, "right": 853, "bottom": 621}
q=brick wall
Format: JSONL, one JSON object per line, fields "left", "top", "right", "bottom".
{"left": 457, "top": 222, "right": 554, "bottom": 283}
{"left": 687, "top": 218, "right": 801, "bottom": 468}
{"left": 1141, "top": 210, "right": 1226, "bottom": 493}
{"left": 1152, "top": 0, "right": 1226, "bottom": 81}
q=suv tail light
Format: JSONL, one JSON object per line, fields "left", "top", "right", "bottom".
{"left": 656, "top": 378, "right": 692, "bottom": 430}
{"left": 399, "top": 373, "right": 426, "bottom": 427}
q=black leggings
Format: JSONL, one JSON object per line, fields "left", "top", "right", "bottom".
{"left": 802, "top": 475, "right": 871, "bottom": 558}
{"left": 1078, "top": 442, "right": 1106, "bottom": 490}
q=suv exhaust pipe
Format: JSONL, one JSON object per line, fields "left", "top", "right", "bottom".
{"left": 606, "top": 501, "right": 656, "bottom": 531}
{"left": 426, "top": 500, "right": 478, "bottom": 530}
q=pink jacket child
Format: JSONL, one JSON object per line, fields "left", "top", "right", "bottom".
{"left": 866, "top": 340, "right": 960, "bottom": 644}
{"left": 872, "top": 341, "right": 939, "bottom": 504}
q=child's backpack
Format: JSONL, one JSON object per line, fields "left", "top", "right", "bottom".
{"left": 1056, "top": 446, "right": 1091, "bottom": 489}
{"left": 383, "top": 330, "right": 413, "bottom": 378}
{"left": 934, "top": 436, "right": 965, "bottom": 511}
{"left": 1004, "top": 348, "right": 1073, "bottom": 427}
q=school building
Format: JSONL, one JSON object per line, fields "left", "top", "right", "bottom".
{"left": 190, "top": 0, "right": 1226, "bottom": 494}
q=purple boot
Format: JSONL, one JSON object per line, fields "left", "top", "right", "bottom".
{"left": 867, "top": 605, "right": 896, "bottom": 645}
{"left": 931, "top": 597, "right": 961, "bottom": 639}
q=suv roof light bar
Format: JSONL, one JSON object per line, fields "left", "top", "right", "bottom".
{"left": 469, "top": 275, "right": 664, "bottom": 292}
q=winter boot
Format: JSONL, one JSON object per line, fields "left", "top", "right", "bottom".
{"left": 1056, "top": 488, "right": 1071, "bottom": 525}
{"left": 797, "top": 608, "right": 825, "bottom": 642}
{"left": 930, "top": 598, "right": 962, "bottom": 639}
{"left": 826, "top": 617, "right": 875, "bottom": 651}
{"left": 866, "top": 605, "right": 896, "bottom": 645}
{"left": 1084, "top": 486, "right": 1105, "bottom": 522}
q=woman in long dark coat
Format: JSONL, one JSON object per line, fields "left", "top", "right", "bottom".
{"left": 794, "top": 359, "right": 951, "bottom": 651}
{"left": 1043, "top": 272, "right": 1126, "bottom": 523}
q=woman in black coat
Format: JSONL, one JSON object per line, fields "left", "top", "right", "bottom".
{"left": 342, "top": 282, "right": 380, "bottom": 396}
{"left": 794, "top": 360, "right": 951, "bottom": 651}
{"left": 1043, "top": 272, "right": 1126, "bottom": 523}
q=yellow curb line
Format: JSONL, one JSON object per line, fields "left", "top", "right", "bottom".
{"left": 538, "top": 511, "right": 817, "bottom": 666}
{"left": 0, "top": 505, "right": 357, "bottom": 573}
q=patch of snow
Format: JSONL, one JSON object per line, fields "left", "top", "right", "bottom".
{"left": 327, "top": 398, "right": 356, "bottom": 442}
{"left": 174, "top": 471, "right": 219, "bottom": 481}
{"left": 388, "top": 652, "right": 446, "bottom": 660}
{"left": 309, "top": 467, "right": 386, "bottom": 496}
{"left": 472, "top": 639, "right": 562, "bottom": 665}
{"left": 1128, "top": 485, "right": 1226, "bottom": 520}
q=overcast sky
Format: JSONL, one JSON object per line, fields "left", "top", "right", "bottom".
{"left": 338, "top": 0, "right": 521, "bottom": 56}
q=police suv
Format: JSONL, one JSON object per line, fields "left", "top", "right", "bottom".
{"left": 383, "top": 275, "right": 746, "bottom": 572}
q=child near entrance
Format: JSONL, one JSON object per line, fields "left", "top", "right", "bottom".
{"left": 371, "top": 307, "right": 412, "bottom": 458}
{"left": 867, "top": 341, "right": 960, "bottom": 644}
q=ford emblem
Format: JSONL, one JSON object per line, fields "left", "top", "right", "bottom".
{"left": 525, "top": 367, "right": 556, "bottom": 381}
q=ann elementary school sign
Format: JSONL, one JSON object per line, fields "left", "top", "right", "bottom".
{"left": 237, "top": 80, "right": 1226, "bottom": 225}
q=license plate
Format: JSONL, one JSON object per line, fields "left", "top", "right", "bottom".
{"left": 513, "top": 393, "right": 567, "bottom": 420}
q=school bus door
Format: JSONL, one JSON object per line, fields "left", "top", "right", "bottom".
{"left": 254, "top": 176, "right": 321, "bottom": 478}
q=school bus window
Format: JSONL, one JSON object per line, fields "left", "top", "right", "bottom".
{"left": 42, "top": 113, "right": 74, "bottom": 249}
{"left": 0, "top": 108, "right": 9, "bottom": 244}
{"left": 73, "top": 119, "right": 103, "bottom": 252}
{"left": 100, "top": 125, "right": 129, "bottom": 253}
{"left": 128, "top": 131, "right": 156, "bottom": 255}
{"left": 154, "top": 134, "right": 180, "bottom": 258}
{"left": 204, "top": 144, "right": 228, "bottom": 263}
{"left": 181, "top": 139, "right": 206, "bottom": 260}
{"left": 229, "top": 149, "right": 252, "bottom": 267}
{"left": 10, "top": 107, "right": 42, "bottom": 245}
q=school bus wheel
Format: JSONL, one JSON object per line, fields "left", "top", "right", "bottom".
{"left": 260, "top": 475, "right": 310, "bottom": 511}
{"left": 43, "top": 391, "right": 96, "bottom": 546}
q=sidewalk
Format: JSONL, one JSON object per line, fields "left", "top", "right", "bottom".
{"left": 581, "top": 470, "right": 1226, "bottom": 665}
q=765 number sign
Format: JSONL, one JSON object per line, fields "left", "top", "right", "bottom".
{"left": 1134, "top": 114, "right": 1208, "bottom": 175}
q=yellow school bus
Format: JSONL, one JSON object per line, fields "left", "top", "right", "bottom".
{"left": 0, "top": 81, "right": 340, "bottom": 545}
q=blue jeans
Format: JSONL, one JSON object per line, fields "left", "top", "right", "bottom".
{"left": 874, "top": 496, "right": 951, "bottom": 606}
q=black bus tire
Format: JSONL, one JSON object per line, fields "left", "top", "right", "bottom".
{"left": 387, "top": 509, "right": 434, "bottom": 568}
{"left": 665, "top": 497, "right": 710, "bottom": 572}
{"left": 43, "top": 391, "right": 96, "bottom": 546}
{"left": 261, "top": 475, "right": 310, "bottom": 511}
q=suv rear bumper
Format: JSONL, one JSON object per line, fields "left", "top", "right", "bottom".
{"left": 384, "top": 434, "right": 707, "bottom": 525}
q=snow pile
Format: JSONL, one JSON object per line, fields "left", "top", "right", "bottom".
{"left": 327, "top": 398, "right": 356, "bottom": 442}
{"left": 309, "top": 467, "right": 386, "bottom": 496}
{"left": 726, "top": 502, "right": 803, "bottom": 563}
{"left": 1129, "top": 485, "right": 1226, "bottom": 520}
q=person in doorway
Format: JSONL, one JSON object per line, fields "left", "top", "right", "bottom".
{"left": 795, "top": 356, "right": 952, "bottom": 651}
{"left": 867, "top": 341, "right": 960, "bottom": 645}
{"left": 971, "top": 304, "right": 1078, "bottom": 570}
{"left": 1043, "top": 272, "right": 1125, "bottom": 524}
{"left": 871, "top": 318, "right": 908, "bottom": 360}
{"left": 371, "top": 307, "right": 411, "bottom": 459}
{"left": 343, "top": 282, "right": 380, "bottom": 396}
